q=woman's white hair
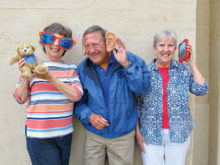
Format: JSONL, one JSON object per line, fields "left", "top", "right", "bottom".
{"left": 153, "top": 29, "right": 177, "bottom": 48}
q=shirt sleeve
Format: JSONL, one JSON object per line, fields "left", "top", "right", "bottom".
{"left": 123, "top": 52, "right": 151, "bottom": 96}
{"left": 74, "top": 89, "right": 93, "bottom": 124}
{"left": 13, "top": 76, "right": 30, "bottom": 104}
{"left": 136, "top": 95, "right": 144, "bottom": 118}
{"left": 69, "top": 69, "right": 83, "bottom": 101}
{"left": 190, "top": 78, "right": 209, "bottom": 96}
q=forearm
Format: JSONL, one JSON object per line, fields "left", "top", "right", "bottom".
{"left": 75, "top": 103, "right": 93, "bottom": 124}
{"left": 188, "top": 63, "right": 205, "bottom": 85}
{"left": 16, "top": 80, "right": 29, "bottom": 101}
{"left": 48, "top": 75, "right": 82, "bottom": 102}
{"left": 136, "top": 120, "right": 141, "bottom": 132}
{"left": 135, "top": 119, "right": 146, "bottom": 152}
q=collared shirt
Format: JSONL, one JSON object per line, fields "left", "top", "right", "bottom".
{"left": 93, "top": 54, "right": 115, "bottom": 107}
{"left": 75, "top": 51, "right": 151, "bottom": 139}
{"left": 137, "top": 59, "right": 208, "bottom": 146}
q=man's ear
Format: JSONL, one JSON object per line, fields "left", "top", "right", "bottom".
{"left": 82, "top": 39, "right": 86, "bottom": 55}
{"left": 105, "top": 32, "right": 117, "bottom": 52}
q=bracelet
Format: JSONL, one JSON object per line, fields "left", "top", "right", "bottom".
{"left": 136, "top": 128, "right": 140, "bottom": 132}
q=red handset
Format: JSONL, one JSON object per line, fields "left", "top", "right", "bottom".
{"left": 178, "top": 39, "right": 190, "bottom": 63}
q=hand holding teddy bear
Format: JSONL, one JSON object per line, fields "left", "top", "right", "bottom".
{"left": 9, "top": 42, "right": 48, "bottom": 80}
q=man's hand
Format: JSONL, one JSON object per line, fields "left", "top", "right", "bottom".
{"left": 89, "top": 113, "right": 109, "bottom": 130}
{"left": 113, "top": 38, "right": 130, "bottom": 67}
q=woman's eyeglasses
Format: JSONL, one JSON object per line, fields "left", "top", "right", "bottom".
{"left": 39, "top": 32, "right": 76, "bottom": 50}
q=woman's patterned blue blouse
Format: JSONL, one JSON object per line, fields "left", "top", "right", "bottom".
{"left": 136, "top": 59, "right": 208, "bottom": 146}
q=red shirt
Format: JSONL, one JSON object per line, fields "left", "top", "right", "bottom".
{"left": 158, "top": 67, "right": 169, "bottom": 129}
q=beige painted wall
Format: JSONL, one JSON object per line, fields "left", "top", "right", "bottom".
{"left": 192, "top": 0, "right": 210, "bottom": 165}
{"left": 0, "top": 0, "right": 212, "bottom": 164}
{"left": 209, "top": 0, "right": 220, "bottom": 165}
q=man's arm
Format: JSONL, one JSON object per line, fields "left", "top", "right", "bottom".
{"left": 113, "top": 38, "right": 150, "bottom": 95}
{"left": 75, "top": 89, "right": 109, "bottom": 130}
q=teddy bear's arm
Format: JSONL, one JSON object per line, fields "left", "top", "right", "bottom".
{"left": 9, "top": 55, "right": 19, "bottom": 65}
{"left": 36, "top": 56, "right": 43, "bottom": 65}
{"left": 35, "top": 56, "right": 48, "bottom": 75}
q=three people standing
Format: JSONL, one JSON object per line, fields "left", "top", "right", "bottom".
{"left": 13, "top": 23, "right": 208, "bottom": 165}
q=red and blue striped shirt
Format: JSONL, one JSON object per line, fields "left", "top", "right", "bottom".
{"left": 14, "top": 60, "right": 83, "bottom": 138}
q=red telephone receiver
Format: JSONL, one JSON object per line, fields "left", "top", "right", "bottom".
{"left": 178, "top": 39, "right": 190, "bottom": 63}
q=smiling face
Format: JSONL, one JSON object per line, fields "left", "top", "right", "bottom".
{"left": 83, "top": 31, "right": 110, "bottom": 68}
{"left": 44, "top": 33, "right": 65, "bottom": 62}
{"left": 154, "top": 37, "right": 176, "bottom": 67}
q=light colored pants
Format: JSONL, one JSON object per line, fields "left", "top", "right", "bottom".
{"left": 141, "top": 129, "right": 190, "bottom": 165}
{"left": 85, "top": 130, "right": 135, "bottom": 165}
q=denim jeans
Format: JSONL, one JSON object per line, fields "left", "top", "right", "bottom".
{"left": 26, "top": 133, "right": 72, "bottom": 165}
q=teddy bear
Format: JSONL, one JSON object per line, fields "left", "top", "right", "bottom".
{"left": 9, "top": 42, "right": 48, "bottom": 80}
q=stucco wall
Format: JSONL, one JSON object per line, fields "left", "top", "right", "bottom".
{"left": 192, "top": 0, "right": 210, "bottom": 165}
{"left": 209, "top": 0, "right": 220, "bottom": 165}
{"left": 0, "top": 0, "right": 211, "bottom": 165}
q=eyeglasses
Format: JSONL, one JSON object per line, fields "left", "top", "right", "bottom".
{"left": 39, "top": 32, "right": 76, "bottom": 50}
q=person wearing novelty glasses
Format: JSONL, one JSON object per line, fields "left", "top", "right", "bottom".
{"left": 74, "top": 25, "right": 150, "bottom": 165}
{"left": 13, "top": 23, "right": 83, "bottom": 165}
{"left": 136, "top": 29, "right": 208, "bottom": 165}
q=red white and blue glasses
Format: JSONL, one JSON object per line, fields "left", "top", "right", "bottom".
{"left": 39, "top": 32, "right": 76, "bottom": 50}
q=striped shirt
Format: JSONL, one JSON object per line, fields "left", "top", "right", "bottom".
{"left": 14, "top": 60, "right": 83, "bottom": 138}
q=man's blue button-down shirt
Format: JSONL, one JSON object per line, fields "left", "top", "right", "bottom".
{"left": 93, "top": 54, "right": 115, "bottom": 107}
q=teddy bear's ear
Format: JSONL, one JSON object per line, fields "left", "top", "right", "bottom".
{"left": 16, "top": 45, "right": 20, "bottom": 54}
{"left": 30, "top": 43, "right": 36, "bottom": 51}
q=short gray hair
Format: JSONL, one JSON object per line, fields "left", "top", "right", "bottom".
{"left": 40, "top": 23, "right": 72, "bottom": 56}
{"left": 153, "top": 29, "right": 177, "bottom": 48}
{"left": 83, "top": 25, "right": 107, "bottom": 42}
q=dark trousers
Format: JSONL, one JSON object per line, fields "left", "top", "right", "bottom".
{"left": 26, "top": 133, "right": 72, "bottom": 165}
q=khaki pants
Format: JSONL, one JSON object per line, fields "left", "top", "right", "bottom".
{"left": 85, "top": 130, "right": 135, "bottom": 165}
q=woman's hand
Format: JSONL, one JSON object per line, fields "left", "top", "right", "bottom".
{"left": 185, "top": 45, "right": 195, "bottom": 67}
{"left": 18, "top": 57, "right": 25, "bottom": 73}
{"left": 32, "top": 69, "right": 52, "bottom": 81}
{"left": 136, "top": 129, "right": 147, "bottom": 153}
{"left": 185, "top": 45, "right": 205, "bottom": 85}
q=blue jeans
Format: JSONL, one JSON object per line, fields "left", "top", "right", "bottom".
{"left": 26, "top": 133, "right": 72, "bottom": 165}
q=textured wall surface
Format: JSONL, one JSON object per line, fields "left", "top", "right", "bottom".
{"left": 0, "top": 0, "right": 212, "bottom": 165}
{"left": 209, "top": 0, "right": 220, "bottom": 165}
{"left": 192, "top": 0, "right": 210, "bottom": 165}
